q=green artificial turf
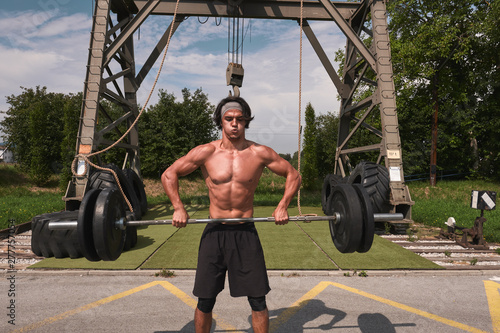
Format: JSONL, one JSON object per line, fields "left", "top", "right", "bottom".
{"left": 30, "top": 205, "right": 442, "bottom": 271}
{"left": 298, "top": 221, "right": 443, "bottom": 270}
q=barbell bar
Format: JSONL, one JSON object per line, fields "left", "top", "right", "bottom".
{"left": 45, "top": 184, "right": 403, "bottom": 261}
{"left": 48, "top": 213, "right": 401, "bottom": 230}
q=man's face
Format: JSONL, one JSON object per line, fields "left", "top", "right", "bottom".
{"left": 222, "top": 109, "right": 246, "bottom": 140}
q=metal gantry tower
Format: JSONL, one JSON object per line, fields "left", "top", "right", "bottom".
{"left": 64, "top": 0, "right": 413, "bottom": 219}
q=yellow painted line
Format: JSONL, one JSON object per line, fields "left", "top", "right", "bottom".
{"left": 11, "top": 281, "right": 160, "bottom": 333}
{"left": 484, "top": 281, "right": 500, "bottom": 333}
{"left": 329, "top": 282, "right": 488, "bottom": 333}
{"left": 270, "top": 281, "right": 331, "bottom": 332}
{"left": 157, "top": 281, "right": 243, "bottom": 332}
{"left": 272, "top": 281, "right": 488, "bottom": 333}
{"left": 12, "top": 280, "right": 243, "bottom": 333}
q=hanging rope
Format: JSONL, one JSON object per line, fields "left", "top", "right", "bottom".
{"left": 72, "top": 0, "right": 182, "bottom": 212}
{"left": 296, "top": 0, "right": 304, "bottom": 216}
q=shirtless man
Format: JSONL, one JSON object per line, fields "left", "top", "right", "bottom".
{"left": 161, "top": 96, "right": 301, "bottom": 333}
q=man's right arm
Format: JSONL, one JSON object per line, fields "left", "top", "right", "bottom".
{"left": 161, "top": 144, "right": 214, "bottom": 227}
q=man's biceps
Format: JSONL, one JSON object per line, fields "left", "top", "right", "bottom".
{"left": 178, "top": 161, "right": 200, "bottom": 175}
{"left": 267, "top": 160, "right": 291, "bottom": 176}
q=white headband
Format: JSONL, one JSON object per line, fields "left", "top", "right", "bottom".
{"left": 221, "top": 102, "right": 243, "bottom": 118}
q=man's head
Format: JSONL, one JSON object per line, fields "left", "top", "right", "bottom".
{"left": 213, "top": 96, "right": 254, "bottom": 130}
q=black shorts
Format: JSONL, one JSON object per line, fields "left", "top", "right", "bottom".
{"left": 193, "top": 222, "right": 271, "bottom": 298}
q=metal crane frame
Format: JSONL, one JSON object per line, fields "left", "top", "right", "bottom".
{"left": 64, "top": 0, "right": 413, "bottom": 219}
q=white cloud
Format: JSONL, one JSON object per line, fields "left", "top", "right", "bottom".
{"left": 0, "top": 9, "right": 346, "bottom": 153}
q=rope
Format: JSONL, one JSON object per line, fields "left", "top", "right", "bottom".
{"left": 296, "top": 0, "right": 304, "bottom": 216}
{"left": 72, "top": 0, "right": 182, "bottom": 212}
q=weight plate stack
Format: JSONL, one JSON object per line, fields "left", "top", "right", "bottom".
{"left": 352, "top": 184, "right": 375, "bottom": 253}
{"left": 327, "top": 184, "right": 363, "bottom": 253}
{"left": 321, "top": 174, "right": 346, "bottom": 214}
{"left": 122, "top": 169, "right": 144, "bottom": 251}
{"left": 88, "top": 164, "right": 142, "bottom": 220}
{"left": 77, "top": 188, "right": 102, "bottom": 261}
{"left": 123, "top": 168, "right": 148, "bottom": 216}
{"left": 92, "top": 188, "right": 126, "bottom": 261}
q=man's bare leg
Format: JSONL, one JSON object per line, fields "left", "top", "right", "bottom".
{"left": 195, "top": 308, "right": 212, "bottom": 333}
{"left": 252, "top": 308, "right": 269, "bottom": 333}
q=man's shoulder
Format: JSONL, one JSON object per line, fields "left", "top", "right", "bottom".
{"left": 187, "top": 141, "right": 218, "bottom": 161}
{"left": 196, "top": 141, "right": 218, "bottom": 152}
{"left": 248, "top": 141, "right": 277, "bottom": 157}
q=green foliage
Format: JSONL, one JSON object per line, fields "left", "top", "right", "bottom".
{"left": 387, "top": 0, "right": 500, "bottom": 179}
{"left": 28, "top": 102, "right": 52, "bottom": 185}
{"left": 302, "top": 103, "right": 317, "bottom": 189}
{"left": 138, "top": 88, "right": 217, "bottom": 177}
{"left": 0, "top": 86, "right": 81, "bottom": 184}
{"left": 408, "top": 180, "right": 500, "bottom": 243}
{"left": 59, "top": 92, "right": 83, "bottom": 190}
{"left": 315, "top": 112, "right": 339, "bottom": 179}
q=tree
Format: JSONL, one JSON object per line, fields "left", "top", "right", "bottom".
{"left": 0, "top": 87, "right": 80, "bottom": 184}
{"left": 59, "top": 92, "right": 83, "bottom": 189}
{"left": 315, "top": 111, "right": 339, "bottom": 179}
{"left": 28, "top": 101, "right": 52, "bottom": 185}
{"left": 387, "top": 0, "right": 498, "bottom": 180}
{"left": 138, "top": 88, "right": 217, "bottom": 177}
{"left": 469, "top": 0, "right": 500, "bottom": 179}
{"left": 302, "top": 103, "right": 318, "bottom": 189}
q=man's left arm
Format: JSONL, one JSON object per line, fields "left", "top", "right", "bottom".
{"left": 264, "top": 148, "right": 302, "bottom": 225}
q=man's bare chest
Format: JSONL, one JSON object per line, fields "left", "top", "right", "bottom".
{"left": 203, "top": 151, "right": 263, "bottom": 185}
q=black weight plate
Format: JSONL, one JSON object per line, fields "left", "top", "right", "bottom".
{"left": 123, "top": 226, "right": 138, "bottom": 251}
{"left": 77, "top": 189, "right": 102, "bottom": 261}
{"left": 88, "top": 164, "right": 142, "bottom": 220}
{"left": 322, "top": 174, "right": 346, "bottom": 214}
{"left": 328, "top": 184, "right": 363, "bottom": 253}
{"left": 123, "top": 168, "right": 148, "bottom": 216}
{"left": 352, "top": 184, "right": 375, "bottom": 253}
{"left": 93, "top": 188, "right": 126, "bottom": 261}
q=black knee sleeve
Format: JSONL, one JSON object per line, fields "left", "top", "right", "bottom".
{"left": 248, "top": 296, "right": 267, "bottom": 312}
{"left": 197, "top": 297, "right": 216, "bottom": 313}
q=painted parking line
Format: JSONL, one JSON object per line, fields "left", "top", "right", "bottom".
{"left": 484, "top": 281, "right": 500, "bottom": 333}
{"left": 11, "top": 281, "right": 241, "bottom": 333}
{"left": 11, "top": 280, "right": 499, "bottom": 332}
{"left": 271, "top": 281, "right": 492, "bottom": 333}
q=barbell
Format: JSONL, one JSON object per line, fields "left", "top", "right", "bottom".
{"left": 47, "top": 184, "right": 403, "bottom": 261}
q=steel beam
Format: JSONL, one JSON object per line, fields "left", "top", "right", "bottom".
{"left": 132, "top": 0, "right": 361, "bottom": 20}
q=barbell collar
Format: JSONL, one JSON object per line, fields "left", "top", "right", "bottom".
{"left": 47, "top": 212, "right": 403, "bottom": 231}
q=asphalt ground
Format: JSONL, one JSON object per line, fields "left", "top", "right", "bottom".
{"left": 2, "top": 270, "right": 500, "bottom": 333}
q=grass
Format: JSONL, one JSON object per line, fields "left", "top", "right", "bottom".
{"left": 1, "top": 164, "right": 499, "bottom": 243}
{"left": 408, "top": 180, "right": 500, "bottom": 242}
{"left": 0, "top": 164, "right": 65, "bottom": 229}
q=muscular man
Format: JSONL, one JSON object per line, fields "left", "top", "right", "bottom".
{"left": 161, "top": 96, "right": 301, "bottom": 333}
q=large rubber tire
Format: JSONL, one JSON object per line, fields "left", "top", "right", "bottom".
{"left": 321, "top": 174, "right": 346, "bottom": 214}
{"left": 31, "top": 210, "right": 81, "bottom": 259}
{"left": 88, "top": 164, "right": 142, "bottom": 220}
{"left": 347, "top": 161, "right": 392, "bottom": 213}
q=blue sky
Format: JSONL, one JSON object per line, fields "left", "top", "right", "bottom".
{"left": 0, "top": 1, "right": 345, "bottom": 153}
